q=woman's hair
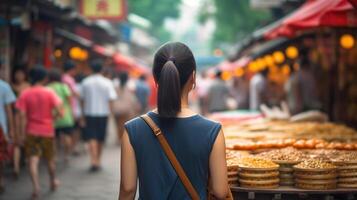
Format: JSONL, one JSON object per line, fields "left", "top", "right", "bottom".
{"left": 48, "top": 68, "right": 62, "bottom": 83}
{"left": 153, "top": 42, "right": 196, "bottom": 118}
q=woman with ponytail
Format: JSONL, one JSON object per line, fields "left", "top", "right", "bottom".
{"left": 119, "top": 42, "right": 228, "bottom": 200}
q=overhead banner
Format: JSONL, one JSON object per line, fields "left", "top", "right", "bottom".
{"left": 79, "top": 0, "right": 127, "bottom": 21}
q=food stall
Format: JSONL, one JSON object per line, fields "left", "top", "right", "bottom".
{"left": 210, "top": 112, "right": 357, "bottom": 199}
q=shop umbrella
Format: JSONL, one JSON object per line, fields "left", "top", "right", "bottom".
{"left": 265, "top": 0, "right": 357, "bottom": 39}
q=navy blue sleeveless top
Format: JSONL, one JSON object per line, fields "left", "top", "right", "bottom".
{"left": 125, "top": 112, "right": 221, "bottom": 200}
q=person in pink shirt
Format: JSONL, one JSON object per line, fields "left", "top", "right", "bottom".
{"left": 16, "top": 66, "right": 63, "bottom": 199}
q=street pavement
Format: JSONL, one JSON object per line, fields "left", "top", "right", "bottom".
{"left": 1, "top": 118, "right": 121, "bottom": 200}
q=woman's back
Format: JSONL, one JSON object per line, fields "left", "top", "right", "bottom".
{"left": 125, "top": 112, "right": 221, "bottom": 200}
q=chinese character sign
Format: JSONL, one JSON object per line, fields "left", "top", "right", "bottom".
{"left": 80, "top": 0, "right": 127, "bottom": 21}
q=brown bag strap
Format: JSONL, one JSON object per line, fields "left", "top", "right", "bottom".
{"left": 141, "top": 114, "right": 200, "bottom": 200}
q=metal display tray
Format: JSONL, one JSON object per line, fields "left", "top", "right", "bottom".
{"left": 230, "top": 186, "right": 357, "bottom": 200}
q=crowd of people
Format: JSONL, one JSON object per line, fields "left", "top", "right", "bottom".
{"left": 0, "top": 60, "right": 150, "bottom": 199}
{"left": 197, "top": 57, "right": 321, "bottom": 116}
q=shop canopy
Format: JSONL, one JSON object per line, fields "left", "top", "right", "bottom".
{"left": 265, "top": 0, "right": 357, "bottom": 39}
{"left": 93, "top": 44, "right": 149, "bottom": 74}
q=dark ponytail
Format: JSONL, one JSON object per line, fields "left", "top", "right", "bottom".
{"left": 153, "top": 42, "right": 196, "bottom": 118}
{"left": 158, "top": 61, "right": 181, "bottom": 117}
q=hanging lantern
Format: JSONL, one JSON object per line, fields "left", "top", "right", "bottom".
{"left": 340, "top": 34, "right": 355, "bottom": 49}
{"left": 256, "top": 58, "right": 266, "bottom": 70}
{"left": 234, "top": 67, "right": 244, "bottom": 77}
{"left": 79, "top": 49, "right": 89, "bottom": 61}
{"left": 273, "top": 51, "right": 285, "bottom": 64}
{"left": 54, "top": 49, "right": 62, "bottom": 58}
{"left": 221, "top": 71, "right": 232, "bottom": 81}
{"left": 248, "top": 61, "right": 258, "bottom": 72}
{"left": 69, "top": 47, "right": 82, "bottom": 60}
{"left": 264, "top": 55, "right": 274, "bottom": 66}
{"left": 285, "top": 46, "right": 299, "bottom": 59}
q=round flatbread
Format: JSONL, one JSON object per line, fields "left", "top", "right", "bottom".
{"left": 239, "top": 171, "right": 279, "bottom": 178}
{"left": 294, "top": 173, "right": 337, "bottom": 180}
{"left": 239, "top": 178, "right": 279, "bottom": 185}
{"left": 240, "top": 183, "right": 279, "bottom": 189}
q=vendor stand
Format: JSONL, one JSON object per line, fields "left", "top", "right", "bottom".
{"left": 214, "top": 110, "right": 357, "bottom": 199}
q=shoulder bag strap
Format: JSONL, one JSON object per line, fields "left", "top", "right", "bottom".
{"left": 140, "top": 114, "right": 200, "bottom": 200}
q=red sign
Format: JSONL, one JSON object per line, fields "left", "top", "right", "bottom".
{"left": 79, "top": 0, "right": 127, "bottom": 21}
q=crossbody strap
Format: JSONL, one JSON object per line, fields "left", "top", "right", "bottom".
{"left": 141, "top": 114, "right": 200, "bottom": 200}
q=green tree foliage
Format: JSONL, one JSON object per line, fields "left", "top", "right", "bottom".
{"left": 201, "top": 0, "right": 272, "bottom": 46}
{"left": 128, "top": 0, "right": 181, "bottom": 42}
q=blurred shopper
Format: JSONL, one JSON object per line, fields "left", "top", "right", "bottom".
{"left": 295, "top": 58, "right": 321, "bottom": 112}
{"left": 48, "top": 69, "right": 74, "bottom": 163}
{"left": 284, "top": 64, "right": 300, "bottom": 115}
{"left": 207, "top": 70, "right": 230, "bottom": 113}
{"left": 12, "top": 69, "right": 30, "bottom": 178}
{"left": 135, "top": 74, "right": 150, "bottom": 114}
{"left": 16, "top": 67, "right": 62, "bottom": 199}
{"left": 113, "top": 72, "right": 140, "bottom": 144}
{"left": 249, "top": 69, "right": 268, "bottom": 110}
{"left": 196, "top": 71, "right": 211, "bottom": 115}
{"left": 119, "top": 42, "right": 228, "bottom": 200}
{"left": 62, "top": 61, "right": 81, "bottom": 155}
{"left": 0, "top": 79, "right": 16, "bottom": 193}
{"left": 230, "top": 76, "right": 249, "bottom": 109}
{"left": 80, "top": 60, "right": 117, "bottom": 172}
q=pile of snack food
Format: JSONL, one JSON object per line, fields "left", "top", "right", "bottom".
{"left": 293, "top": 159, "right": 337, "bottom": 190}
{"left": 224, "top": 121, "right": 357, "bottom": 151}
{"left": 236, "top": 157, "right": 279, "bottom": 189}
{"left": 226, "top": 150, "right": 249, "bottom": 186}
{"left": 331, "top": 152, "right": 357, "bottom": 188}
{"left": 256, "top": 147, "right": 305, "bottom": 186}
{"left": 226, "top": 148, "right": 357, "bottom": 190}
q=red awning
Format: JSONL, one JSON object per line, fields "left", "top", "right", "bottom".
{"left": 265, "top": 0, "right": 357, "bottom": 39}
{"left": 93, "top": 44, "right": 148, "bottom": 74}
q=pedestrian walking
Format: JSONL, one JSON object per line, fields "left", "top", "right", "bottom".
{"left": 16, "top": 66, "right": 62, "bottom": 199}
{"left": 119, "top": 42, "right": 228, "bottom": 200}
{"left": 79, "top": 60, "right": 117, "bottom": 172}
{"left": 48, "top": 69, "right": 75, "bottom": 163}
{"left": 196, "top": 71, "right": 211, "bottom": 115}
{"left": 0, "top": 79, "right": 16, "bottom": 193}
{"left": 134, "top": 74, "right": 150, "bottom": 114}
{"left": 11, "top": 69, "right": 30, "bottom": 178}
{"left": 249, "top": 68, "right": 269, "bottom": 110}
{"left": 230, "top": 76, "right": 249, "bottom": 109}
{"left": 62, "top": 61, "right": 82, "bottom": 155}
{"left": 113, "top": 72, "right": 140, "bottom": 144}
{"left": 207, "top": 70, "right": 230, "bottom": 113}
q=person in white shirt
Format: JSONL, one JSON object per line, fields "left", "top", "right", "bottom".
{"left": 80, "top": 60, "right": 117, "bottom": 172}
{"left": 249, "top": 69, "right": 268, "bottom": 110}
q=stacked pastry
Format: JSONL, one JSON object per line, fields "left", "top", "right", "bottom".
{"left": 227, "top": 158, "right": 239, "bottom": 186}
{"left": 237, "top": 157, "right": 279, "bottom": 189}
{"left": 331, "top": 152, "right": 357, "bottom": 188}
{"left": 256, "top": 147, "right": 304, "bottom": 186}
{"left": 294, "top": 159, "right": 337, "bottom": 190}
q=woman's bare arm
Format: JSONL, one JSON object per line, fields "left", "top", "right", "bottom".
{"left": 119, "top": 130, "right": 137, "bottom": 200}
{"left": 209, "top": 129, "right": 228, "bottom": 199}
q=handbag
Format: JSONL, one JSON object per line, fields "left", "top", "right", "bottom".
{"left": 141, "top": 114, "right": 233, "bottom": 200}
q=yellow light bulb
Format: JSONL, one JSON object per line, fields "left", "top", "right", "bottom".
{"left": 340, "top": 34, "right": 355, "bottom": 49}
{"left": 234, "top": 68, "right": 244, "bottom": 77}
{"left": 286, "top": 46, "right": 298, "bottom": 59}
{"left": 273, "top": 51, "right": 285, "bottom": 64}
